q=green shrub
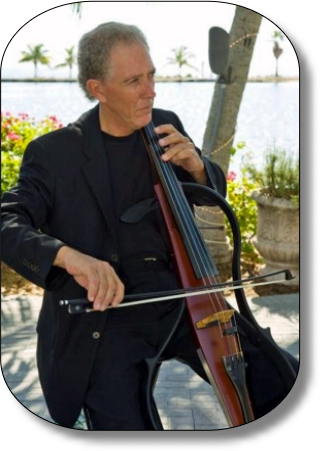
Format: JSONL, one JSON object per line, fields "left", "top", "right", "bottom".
{"left": 1, "top": 112, "right": 62, "bottom": 194}
{"left": 243, "top": 145, "right": 299, "bottom": 203}
{"left": 226, "top": 170, "right": 260, "bottom": 260}
{"left": 1, "top": 152, "right": 22, "bottom": 196}
{"left": 225, "top": 142, "right": 299, "bottom": 259}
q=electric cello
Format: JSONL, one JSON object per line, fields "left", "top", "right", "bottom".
{"left": 138, "top": 123, "right": 297, "bottom": 428}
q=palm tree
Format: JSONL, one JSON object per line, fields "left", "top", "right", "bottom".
{"left": 56, "top": 46, "right": 76, "bottom": 79}
{"left": 271, "top": 30, "right": 284, "bottom": 77}
{"left": 167, "top": 46, "right": 197, "bottom": 78}
{"left": 199, "top": 7, "right": 263, "bottom": 265}
{"left": 71, "top": 2, "right": 82, "bottom": 18}
{"left": 71, "top": 2, "right": 157, "bottom": 17}
{"left": 19, "top": 44, "right": 50, "bottom": 78}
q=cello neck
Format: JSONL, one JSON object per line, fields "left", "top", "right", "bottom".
{"left": 141, "top": 122, "right": 216, "bottom": 279}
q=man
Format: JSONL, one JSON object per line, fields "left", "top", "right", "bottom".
{"left": 1, "top": 22, "right": 297, "bottom": 430}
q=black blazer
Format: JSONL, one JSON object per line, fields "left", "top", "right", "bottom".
{"left": 1, "top": 105, "right": 226, "bottom": 427}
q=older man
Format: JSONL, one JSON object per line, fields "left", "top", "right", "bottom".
{"left": 1, "top": 22, "right": 297, "bottom": 430}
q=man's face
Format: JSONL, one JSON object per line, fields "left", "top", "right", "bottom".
{"left": 95, "top": 43, "right": 157, "bottom": 136}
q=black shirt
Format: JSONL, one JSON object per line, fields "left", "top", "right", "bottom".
{"left": 102, "top": 130, "right": 170, "bottom": 264}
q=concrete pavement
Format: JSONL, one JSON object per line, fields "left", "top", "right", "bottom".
{"left": 1, "top": 292, "right": 299, "bottom": 430}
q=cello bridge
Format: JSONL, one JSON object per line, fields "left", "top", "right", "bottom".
{"left": 196, "top": 309, "right": 235, "bottom": 330}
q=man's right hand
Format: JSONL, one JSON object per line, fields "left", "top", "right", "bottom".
{"left": 54, "top": 246, "right": 124, "bottom": 311}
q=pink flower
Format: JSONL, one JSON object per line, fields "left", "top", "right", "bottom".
{"left": 227, "top": 171, "right": 237, "bottom": 181}
{"left": 18, "top": 112, "right": 29, "bottom": 120}
{"left": 7, "top": 131, "right": 20, "bottom": 141}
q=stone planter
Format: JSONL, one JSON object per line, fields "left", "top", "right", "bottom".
{"left": 251, "top": 191, "right": 299, "bottom": 286}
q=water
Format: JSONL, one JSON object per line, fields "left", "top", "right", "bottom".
{"left": 1, "top": 81, "right": 299, "bottom": 174}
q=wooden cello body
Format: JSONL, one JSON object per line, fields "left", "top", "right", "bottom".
{"left": 141, "top": 124, "right": 255, "bottom": 427}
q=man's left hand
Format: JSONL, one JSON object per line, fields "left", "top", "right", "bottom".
{"left": 154, "top": 124, "right": 207, "bottom": 185}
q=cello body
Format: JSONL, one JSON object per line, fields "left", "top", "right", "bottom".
{"left": 141, "top": 124, "right": 256, "bottom": 427}
{"left": 154, "top": 184, "right": 254, "bottom": 426}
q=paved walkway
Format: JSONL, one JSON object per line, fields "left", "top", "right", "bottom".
{"left": 1, "top": 292, "right": 299, "bottom": 430}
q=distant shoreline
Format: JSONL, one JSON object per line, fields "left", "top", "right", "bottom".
{"left": 2, "top": 76, "right": 299, "bottom": 83}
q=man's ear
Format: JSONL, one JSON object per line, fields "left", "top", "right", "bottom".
{"left": 86, "top": 79, "right": 107, "bottom": 102}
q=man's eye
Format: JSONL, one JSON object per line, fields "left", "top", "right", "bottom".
{"left": 129, "top": 78, "right": 139, "bottom": 85}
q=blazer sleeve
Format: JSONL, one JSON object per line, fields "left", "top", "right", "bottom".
{"left": 1, "top": 139, "right": 65, "bottom": 289}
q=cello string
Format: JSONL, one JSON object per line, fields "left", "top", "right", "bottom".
{"left": 145, "top": 124, "right": 213, "bottom": 278}
{"left": 144, "top": 124, "right": 235, "bottom": 347}
{"left": 145, "top": 123, "right": 227, "bottom": 303}
{"left": 144, "top": 124, "right": 229, "bottom": 326}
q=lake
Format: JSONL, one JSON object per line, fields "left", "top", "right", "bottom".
{"left": 1, "top": 81, "right": 299, "bottom": 174}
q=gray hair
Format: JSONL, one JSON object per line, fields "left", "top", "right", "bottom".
{"left": 77, "top": 22, "right": 149, "bottom": 100}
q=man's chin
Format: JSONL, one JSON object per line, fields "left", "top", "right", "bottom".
{"left": 136, "top": 111, "right": 153, "bottom": 129}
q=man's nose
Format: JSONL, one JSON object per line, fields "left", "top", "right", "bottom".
{"left": 142, "top": 79, "right": 156, "bottom": 98}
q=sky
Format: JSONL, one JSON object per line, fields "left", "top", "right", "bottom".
{"left": 0, "top": 1, "right": 300, "bottom": 79}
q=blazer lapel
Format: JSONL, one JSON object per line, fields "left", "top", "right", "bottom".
{"left": 79, "top": 106, "right": 117, "bottom": 239}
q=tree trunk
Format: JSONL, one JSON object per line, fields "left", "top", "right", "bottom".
{"left": 197, "top": 6, "right": 262, "bottom": 266}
